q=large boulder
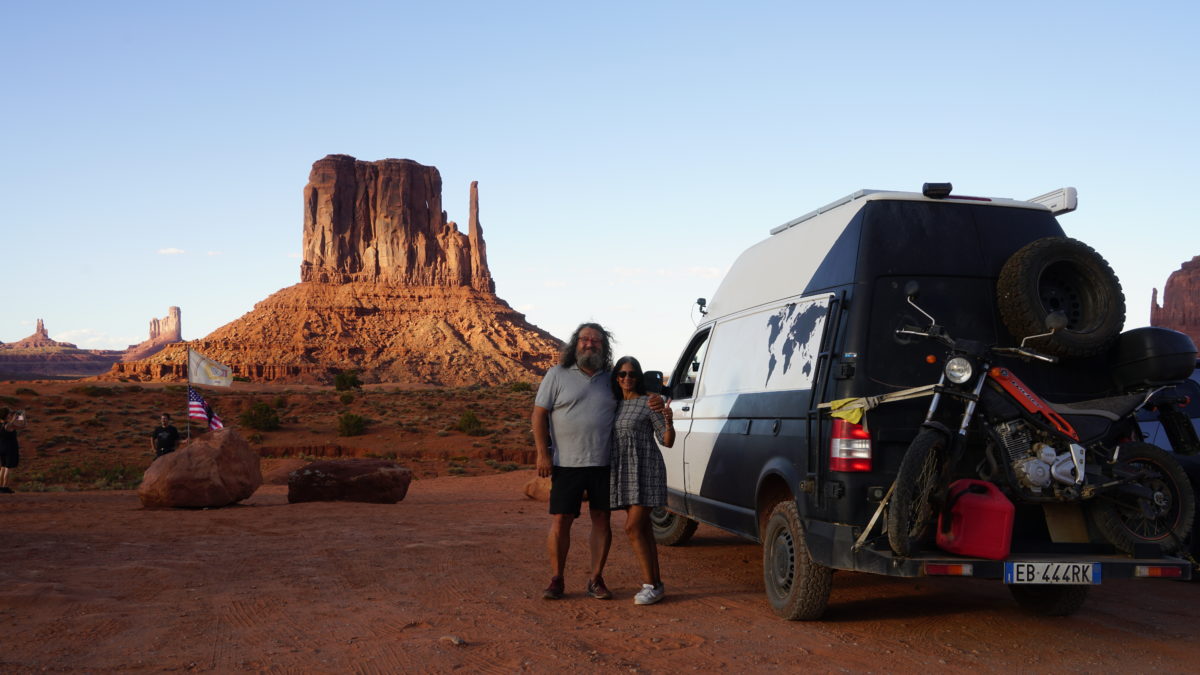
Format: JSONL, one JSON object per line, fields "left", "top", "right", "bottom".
{"left": 524, "top": 476, "right": 551, "bottom": 502}
{"left": 288, "top": 459, "right": 412, "bottom": 504}
{"left": 138, "top": 428, "right": 263, "bottom": 508}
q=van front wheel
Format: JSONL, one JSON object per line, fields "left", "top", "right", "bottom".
{"left": 651, "top": 507, "right": 699, "bottom": 546}
{"left": 762, "top": 500, "right": 832, "bottom": 620}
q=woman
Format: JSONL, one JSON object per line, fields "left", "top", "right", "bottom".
{"left": 609, "top": 356, "right": 675, "bottom": 605}
{"left": 0, "top": 407, "right": 27, "bottom": 494}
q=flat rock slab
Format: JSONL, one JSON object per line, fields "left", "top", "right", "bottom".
{"left": 288, "top": 459, "right": 412, "bottom": 504}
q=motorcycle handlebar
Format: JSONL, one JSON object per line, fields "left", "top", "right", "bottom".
{"left": 993, "top": 346, "right": 1058, "bottom": 364}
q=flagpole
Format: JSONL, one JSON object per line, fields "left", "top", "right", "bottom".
{"left": 186, "top": 347, "right": 192, "bottom": 442}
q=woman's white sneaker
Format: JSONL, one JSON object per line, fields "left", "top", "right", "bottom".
{"left": 634, "top": 583, "right": 664, "bottom": 605}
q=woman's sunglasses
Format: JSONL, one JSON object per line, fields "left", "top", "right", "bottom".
{"left": 616, "top": 371, "right": 639, "bottom": 379}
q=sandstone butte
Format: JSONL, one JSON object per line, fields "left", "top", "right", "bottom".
{"left": 105, "top": 154, "right": 562, "bottom": 386}
{"left": 1151, "top": 254, "right": 1200, "bottom": 347}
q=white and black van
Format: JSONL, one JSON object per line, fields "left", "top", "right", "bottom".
{"left": 650, "top": 184, "right": 1193, "bottom": 620}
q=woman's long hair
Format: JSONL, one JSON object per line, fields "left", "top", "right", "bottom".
{"left": 559, "top": 322, "right": 613, "bottom": 370}
{"left": 610, "top": 355, "right": 646, "bottom": 400}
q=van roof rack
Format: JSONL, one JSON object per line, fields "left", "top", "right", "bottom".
{"left": 770, "top": 190, "right": 882, "bottom": 235}
{"left": 770, "top": 186, "right": 1079, "bottom": 235}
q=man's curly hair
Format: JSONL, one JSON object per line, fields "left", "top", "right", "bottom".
{"left": 559, "top": 322, "right": 613, "bottom": 371}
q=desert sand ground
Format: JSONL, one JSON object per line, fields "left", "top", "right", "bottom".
{"left": 3, "top": 382, "right": 1200, "bottom": 672}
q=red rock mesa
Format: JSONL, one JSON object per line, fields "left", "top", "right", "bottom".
{"left": 109, "top": 155, "right": 561, "bottom": 386}
{"left": 1151, "top": 255, "right": 1200, "bottom": 347}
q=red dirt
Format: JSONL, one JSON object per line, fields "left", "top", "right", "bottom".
{"left": 3, "top": 382, "right": 1200, "bottom": 671}
{"left": 5, "top": 472, "right": 1200, "bottom": 671}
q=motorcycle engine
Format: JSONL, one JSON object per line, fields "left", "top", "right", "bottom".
{"left": 998, "top": 421, "right": 1077, "bottom": 491}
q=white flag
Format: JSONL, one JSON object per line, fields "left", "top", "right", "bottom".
{"left": 188, "top": 349, "right": 233, "bottom": 387}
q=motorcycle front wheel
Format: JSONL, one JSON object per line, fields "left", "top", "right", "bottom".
{"left": 1090, "top": 442, "right": 1196, "bottom": 555}
{"left": 887, "top": 429, "right": 948, "bottom": 556}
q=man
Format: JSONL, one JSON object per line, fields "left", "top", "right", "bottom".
{"left": 533, "top": 323, "right": 619, "bottom": 600}
{"left": 151, "top": 413, "right": 181, "bottom": 459}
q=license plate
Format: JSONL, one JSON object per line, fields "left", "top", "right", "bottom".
{"left": 1004, "top": 561, "right": 1100, "bottom": 585}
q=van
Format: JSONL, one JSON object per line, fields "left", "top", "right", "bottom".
{"left": 651, "top": 184, "right": 1192, "bottom": 620}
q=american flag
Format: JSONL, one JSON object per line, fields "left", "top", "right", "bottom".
{"left": 187, "top": 386, "right": 224, "bottom": 430}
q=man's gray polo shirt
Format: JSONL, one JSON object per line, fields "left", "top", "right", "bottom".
{"left": 535, "top": 364, "right": 616, "bottom": 467}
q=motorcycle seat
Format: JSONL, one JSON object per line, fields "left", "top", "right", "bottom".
{"left": 1047, "top": 392, "right": 1147, "bottom": 421}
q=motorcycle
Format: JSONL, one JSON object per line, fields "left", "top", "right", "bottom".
{"left": 886, "top": 281, "right": 1197, "bottom": 558}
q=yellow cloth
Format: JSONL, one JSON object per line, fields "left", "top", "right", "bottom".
{"left": 825, "top": 398, "right": 866, "bottom": 424}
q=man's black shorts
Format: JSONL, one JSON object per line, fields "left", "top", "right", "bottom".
{"left": 0, "top": 447, "right": 18, "bottom": 469}
{"left": 549, "top": 466, "right": 610, "bottom": 517}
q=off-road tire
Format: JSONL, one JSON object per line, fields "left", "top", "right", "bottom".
{"left": 887, "top": 429, "right": 948, "bottom": 557}
{"left": 997, "top": 236, "right": 1125, "bottom": 358}
{"left": 651, "top": 507, "right": 699, "bottom": 546}
{"left": 1091, "top": 442, "right": 1195, "bottom": 554}
{"left": 1009, "top": 584, "right": 1090, "bottom": 616}
{"left": 762, "top": 500, "right": 832, "bottom": 620}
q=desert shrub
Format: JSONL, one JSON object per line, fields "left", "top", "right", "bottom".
{"left": 248, "top": 432, "right": 264, "bottom": 444}
{"left": 71, "top": 385, "right": 116, "bottom": 397}
{"left": 508, "top": 381, "right": 533, "bottom": 393}
{"left": 338, "top": 412, "right": 367, "bottom": 436}
{"left": 339, "top": 393, "right": 354, "bottom": 405}
{"left": 27, "top": 459, "right": 143, "bottom": 490}
{"left": 164, "top": 385, "right": 186, "bottom": 393}
{"left": 233, "top": 375, "right": 251, "bottom": 382}
{"left": 334, "top": 371, "right": 362, "bottom": 391}
{"left": 448, "top": 466, "right": 468, "bottom": 476}
{"left": 240, "top": 402, "right": 281, "bottom": 431}
{"left": 454, "top": 411, "right": 488, "bottom": 436}
{"left": 485, "top": 459, "right": 520, "bottom": 472}
{"left": 15, "top": 387, "right": 38, "bottom": 396}
{"left": 272, "top": 395, "right": 288, "bottom": 408}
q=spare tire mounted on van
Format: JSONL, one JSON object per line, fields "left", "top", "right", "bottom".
{"left": 996, "top": 236, "right": 1125, "bottom": 358}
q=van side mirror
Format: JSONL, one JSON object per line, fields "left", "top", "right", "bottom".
{"left": 643, "top": 370, "right": 664, "bottom": 395}
{"left": 904, "top": 280, "right": 920, "bottom": 299}
{"left": 1046, "top": 311, "right": 1068, "bottom": 332}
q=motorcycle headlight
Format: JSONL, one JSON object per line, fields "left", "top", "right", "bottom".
{"left": 944, "top": 357, "right": 974, "bottom": 384}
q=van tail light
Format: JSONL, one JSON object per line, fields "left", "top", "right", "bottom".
{"left": 830, "top": 419, "right": 872, "bottom": 472}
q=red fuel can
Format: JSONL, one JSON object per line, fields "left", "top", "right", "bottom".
{"left": 936, "top": 479, "right": 1014, "bottom": 560}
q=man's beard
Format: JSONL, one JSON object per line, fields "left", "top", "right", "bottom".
{"left": 577, "top": 349, "right": 604, "bottom": 371}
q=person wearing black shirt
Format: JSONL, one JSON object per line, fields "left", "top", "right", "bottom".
{"left": 151, "top": 413, "right": 181, "bottom": 459}
{"left": 0, "top": 407, "right": 26, "bottom": 493}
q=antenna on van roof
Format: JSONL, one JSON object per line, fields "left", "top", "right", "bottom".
{"left": 696, "top": 298, "right": 708, "bottom": 316}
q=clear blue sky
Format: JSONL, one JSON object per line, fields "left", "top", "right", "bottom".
{"left": 2, "top": 1, "right": 1197, "bottom": 374}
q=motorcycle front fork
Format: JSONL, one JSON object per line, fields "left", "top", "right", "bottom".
{"left": 921, "top": 368, "right": 989, "bottom": 442}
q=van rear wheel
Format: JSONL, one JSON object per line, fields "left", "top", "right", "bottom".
{"left": 651, "top": 507, "right": 698, "bottom": 546}
{"left": 762, "top": 500, "right": 832, "bottom": 620}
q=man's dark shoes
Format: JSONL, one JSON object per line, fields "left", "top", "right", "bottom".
{"left": 542, "top": 575, "right": 565, "bottom": 600}
{"left": 0, "top": 487, "right": 13, "bottom": 494}
{"left": 586, "top": 575, "right": 613, "bottom": 600}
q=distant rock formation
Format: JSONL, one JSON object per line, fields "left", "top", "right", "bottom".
{"left": 0, "top": 310, "right": 182, "bottom": 381}
{"left": 0, "top": 319, "right": 120, "bottom": 379}
{"left": 1151, "top": 255, "right": 1200, "bottom": 346}
{"left": 107, "top": 155, "right": 561, "bottom": 386}
{"left": 5, "top": 319, "right": 77, "bottom": 349}
{"left": 122, "top": 306, "right": 182, "bottom": 362}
